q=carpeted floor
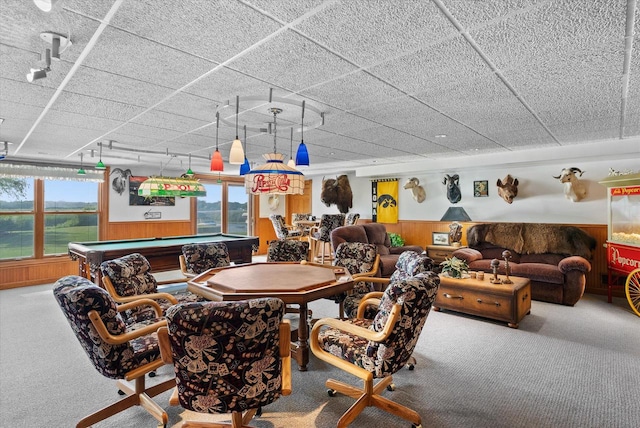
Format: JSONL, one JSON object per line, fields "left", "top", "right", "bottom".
{"left": 1, "top": 281, "right": 639, "bottom": 428}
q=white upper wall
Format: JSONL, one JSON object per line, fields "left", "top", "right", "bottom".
{"left": 309, "top": 156, "right": 640, "bottom": 225}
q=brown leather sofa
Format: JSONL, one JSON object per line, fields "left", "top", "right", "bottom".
{"left": 330, "top": 223, "right": 424, "bottom": 277}
{"left": 452, "top": 223, "right": 596, "bottom": 306}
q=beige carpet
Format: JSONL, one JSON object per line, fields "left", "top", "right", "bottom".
{"left": 1, "top": 281, "right": 638, "bottom": 428}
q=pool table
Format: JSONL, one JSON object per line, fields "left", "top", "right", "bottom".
{"left": 68, "top": 233, "right": 259, "bottom": 284}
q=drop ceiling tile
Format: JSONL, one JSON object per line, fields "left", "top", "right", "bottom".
{"left": 64, "top": 68, "right": 174, "bottom": 107}
{"left": 232, "top": 30, "right": 358, "bottom": 92}
{"left": 132, "top": 110, "right": 210, "bottom": 135}
{"left": 111, "top": 0, "right": 282, "bottom": 63}
{"left": 54, "top": 92, "right": 145, "bottom": 122}
{"left": 370, "top": 35, "right": 492, "bottom": 96}
{"left": 81, "top": 27, "right": 215, "bottom": 89}
{"left": 295, "top": 0, "right": 456, "bottom": 67}
{"left": 299, "top": 71, "right": 406, "bottom": 112}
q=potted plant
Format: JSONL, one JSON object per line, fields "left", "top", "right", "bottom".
{"left": 440, "top": 256, "right": 469, "bottom": 278}
{"left": 388, "top": 232, "right": 405, "bottom": 247}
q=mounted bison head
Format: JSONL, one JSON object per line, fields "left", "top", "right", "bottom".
{"left": 321, "top": 175, "right": 353, "bottom": 214}
{"left": 496, "top": 174, "right": 519, "bottom": 204}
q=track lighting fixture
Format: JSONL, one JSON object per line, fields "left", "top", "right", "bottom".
{"left": 27, "top": 49, "right": 51, "bottom": 82}
{"left": 95, "top": 141, "right": 106, "bottom": 169}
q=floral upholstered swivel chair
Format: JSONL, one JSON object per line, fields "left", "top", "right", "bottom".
{"left": 330, "top": 242, "right": 380, "bottom": 318}
{"left": 310, "top": 271, "right": 440, "bottom": 428}
{"left": 157, "top": 298, "right": 291, "bottom": 428}
{"left": 343, "top": 250, "right": 434, "bottom": 319}
{"left": 266, "top": 239, "right": 310, "bottom": 262}
{"left": 269, "top": 214, "right": 303, "bottom": 240}
{"left": 100, "top": 252, "right": 202, "bottom": 323}
{"left": 310, "top": 214, "right": 346, "bottom": 263}
{"left": 53, "top": 275, "right": 175, "bottom": 427}
{"left": 180, "top": 242, "right": 231, "bottom": 278}
{"left": 344, "top": 212, "right": 360, "bottom": 225}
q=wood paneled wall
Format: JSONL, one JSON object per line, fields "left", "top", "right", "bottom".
{"left": 0, "top": 213, "right": 617, "bottom": 299}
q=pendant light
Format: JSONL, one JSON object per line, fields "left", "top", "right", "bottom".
{"left": 228, "top": 95, "right": 245, "bottom": 164}
{"left": 287, "top": 127, "right": 296, "bottom": 168}
{"left": 244, "top": 107, "right": 304, "bottom": 195}
{"left": 210, "top": 112, "right": 224, "bottom": 172}
{"left": 185, "top": 153, "right": 194, "bottom": 177}
{"left": 295, "top": 100, "right": 310, "bottom": 167}
{"left": 239, "top": 124, "right": 251, "bottom": 176}
{"left": 77, "top": 152, "right": 86, "bottom": 175}
{"left": 95, "top": 141, "right": 106, "bottom": 169}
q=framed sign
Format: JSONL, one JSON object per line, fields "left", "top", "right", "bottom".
{"left": 432, "top": 232, "right": 450, "bottom": 246}
{"left": 474, "top": 180, "right": 489, "bottom": 197}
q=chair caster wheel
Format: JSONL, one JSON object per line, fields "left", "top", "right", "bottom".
{"left": 412, "top": 424, "right": 422, "bottom": 428}
{"left": 327, "top": 389, "right": 337, "bottom": 397}
{"left": 386, "top": 383, "right": 396, "bottom": 392}
{"left": 149, "top": 370, "right": 156, "bottom": 377}
{"left": 117, "top": 389, "right": 125, "bottom": 396}
{"left": 407, "top": 363, "right": 415, "bottom": 370}
{"left": 256, "top": 407, "right": 262, "bottom": 417}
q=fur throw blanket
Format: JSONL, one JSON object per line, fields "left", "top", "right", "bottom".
{"left": 467, "top": 223, "right": 596, "bottom": 259}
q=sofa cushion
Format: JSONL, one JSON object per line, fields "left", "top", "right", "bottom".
{"left": 467, "top": 260, "right": 513, "bottom": 275}
{"left": 452, "top": 247, "right": 483, "bottom": 263}
{"left": 474, "top": 242, "right": 521, "bottom": 263}
{"left": 510, "top": 263, "right": 565, "bottom": 285}
{"left": 519, "top": 253, "right": 565, "bottom": 265}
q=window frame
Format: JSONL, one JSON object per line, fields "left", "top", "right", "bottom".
{"left": 0, "top": 175, "right": 106, "bottom": 261}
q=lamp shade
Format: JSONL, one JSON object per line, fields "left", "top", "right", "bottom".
{"left": 295, "top": 141, "right": 309, "bottom": 166}
{"left": 440, "top": 206, "right": 472, "bottom": 221}
{"left": 229, "top": 138, "right": 245, "bottom": 164}
{"left": 239, "top": 157, "right": 250, "bottom": 176}
{"left": 95, "top": 160, "right": 106, "bottom": 170}
{"left": 244, "top": 153, "right": 304, "bottom": 195}
{"left": 210, "top": 150, "right": 224, "bottom": 172}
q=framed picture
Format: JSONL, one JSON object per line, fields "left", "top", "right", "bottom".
{"left": 474, "top": 180, "right": 489, "bottom": 197}
{"left": 432, "top": 232, "right": 450, "bottom": 246}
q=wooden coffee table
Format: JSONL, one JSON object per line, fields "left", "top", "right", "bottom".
{"left": 434, "top": 274, "right": 531, "bottom": 328}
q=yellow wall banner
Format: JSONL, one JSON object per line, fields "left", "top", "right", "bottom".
{"left": 372, "top": 179, "right": 398, "bottom": 223}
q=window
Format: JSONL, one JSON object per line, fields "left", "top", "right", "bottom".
{"left": 0, "top": 178, "right": 35, "bottom": 259}
{"left": 0, "top": 177, "right": 100, "bottom": 260}
{"left": 197, "top": 178, "right": 249, "bottom": 236}
{"left": 43, "top": 180, "right": 99, "bottom": 255}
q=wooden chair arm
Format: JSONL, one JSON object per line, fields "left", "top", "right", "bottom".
{"left": 117, "top": 298, "right": 163, "bottom": 318}
{"left": 88, "top": 310, "right": 167, "bottom": 345}
{"left": 178, "top": 255, "right": 196, "bottom": 278}
{"left": 356, "top": 292, "right": 384, "bottom": 318}
{"left": 310, "top": 305, "right": 401, "bottom": 381}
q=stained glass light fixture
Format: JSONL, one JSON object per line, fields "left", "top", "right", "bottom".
{"left": 244, "top": 108, "right": 304, "bottom": 195}
{"left": 138, "top": 176, "right": 206, "bottom": 197}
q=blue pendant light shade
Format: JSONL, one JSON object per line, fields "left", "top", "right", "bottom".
{"left": 239, "top": 125, "right": 250, "bottom": 176}
{"left": 295, "top": 100, "right": 310, "bottom": 167}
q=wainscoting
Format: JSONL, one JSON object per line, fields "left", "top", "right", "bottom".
{"left": 0, "top": 219, "right": 613, "bottom": 299}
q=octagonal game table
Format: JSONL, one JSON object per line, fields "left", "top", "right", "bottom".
{"left": 188, "top": 262, "right": 354, "bottom": 371}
